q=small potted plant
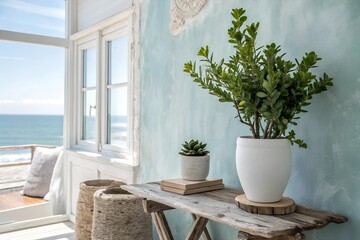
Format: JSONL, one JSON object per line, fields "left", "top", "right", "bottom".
{"left": 184, "top": 8, "right": 333, "bottom": 202}
{"left": 179, "top": 139, "right": 210, "bottom": 181}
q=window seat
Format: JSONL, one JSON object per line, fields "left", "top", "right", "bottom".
{"left": 0, "top": 191, "right": 47, "bottom": 211}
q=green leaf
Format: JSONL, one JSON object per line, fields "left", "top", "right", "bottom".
{"left": 182, "top": 143, "right": 190, "bottom": 150}
{"left": 194, "top": 144, "right": 201, "bottom": 151}
{"left": 262, "top": 81, "right": 271, "bottom": 92}
{"left": 256, "top": 92, "right": 267, "bottom": 98}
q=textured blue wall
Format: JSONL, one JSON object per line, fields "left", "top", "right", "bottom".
{"left": 138, "top": 0, "right": 360, "bottom": 239}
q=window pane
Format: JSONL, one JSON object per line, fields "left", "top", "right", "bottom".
{"left": 108, "top": 36, "right": 128, "bottom": 85}
{"left": 107, "top": 87, "right": 127, "bottom": 146}
{"left": 0, "top": 0, "right": 65, "bottom": 38}
{"left": 83, "top": 90, "right": 96, "bottom": 142}
{"left": 83, "top": 48, "right": 96, "bottom": 88}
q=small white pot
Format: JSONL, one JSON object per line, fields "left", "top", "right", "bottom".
{"left": 180, "top": 155, "right": 210, "bottom": 181}
{"left": 236, "top": 137, "right": 291, "bottom": 203}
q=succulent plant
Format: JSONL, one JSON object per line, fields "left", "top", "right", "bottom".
{"left": 179, "top": 139, "right": 210, "bottom": 156}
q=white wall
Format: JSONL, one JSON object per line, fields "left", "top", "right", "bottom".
{"left": 67, "top": 151, "right": 135, "bottom": 218}
{"left": 77, "top": 0, "right": 132, "bottom": 31}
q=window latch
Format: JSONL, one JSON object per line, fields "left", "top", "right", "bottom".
{"left": 98, "top": 142, "right": 102, "bottom": 152}
{"left": 89, "top": 105, "right": 96, "bottom": 116}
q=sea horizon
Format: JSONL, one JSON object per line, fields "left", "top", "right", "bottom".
{"left": 0, "top": 114, "right": 64, "bottom": 163}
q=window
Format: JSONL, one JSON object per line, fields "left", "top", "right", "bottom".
{"left": 74, "top": 12, "right": 139, "bottom": 164}
{"left": 0, "top": 0, "right": 67, "bottom": 227}
{"left": 105, "top": 35, "right": 129, "bottom": 147}
{"left": 81, "top": 46, "right": 97, "bottom": 142}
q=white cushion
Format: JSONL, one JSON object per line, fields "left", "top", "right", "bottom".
{"left": 23, "top": 146, "right": 63, "bottom": 198}
{"left": 44, "top": 150, "right": 65, "bottom": 214}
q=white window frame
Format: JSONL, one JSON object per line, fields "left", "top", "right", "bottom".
{"left": 0, "top": 0, "right": 69, "bottom": 233}
{"left": 101, "top": 26, "right": 132, "bottom": 156}
{"left": 76, "top": 36, "right": 99, "bottom": 150}
{"left": 72, "top": 8, "right": 139, "bottom": 166}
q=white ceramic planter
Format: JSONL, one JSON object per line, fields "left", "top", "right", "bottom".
{"left": 180, "top": 155, "right": 210, "bottom": 181}
{"left": 236, "top": 137, "right": 291, "bottom": 203}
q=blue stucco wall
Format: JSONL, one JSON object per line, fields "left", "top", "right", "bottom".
{"left": 138, "top": 0, "right": 360, "bottom": 239}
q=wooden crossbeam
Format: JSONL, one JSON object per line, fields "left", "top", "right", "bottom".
{"left": 186, "top": 216, "right": 209, "bottom": 240}
{"left": 191, "top": 214, "right": 211, "bottom": 240}
{"left": 143, "top": 199, "right": 174, "bottom": 213}
{"left": 143, "top": 199, "right": 212, "bottom": 240}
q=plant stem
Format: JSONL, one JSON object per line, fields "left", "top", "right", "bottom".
{"left": 233, "top": 102, "right": 256, "bottom": 137}
{"left": 259, "top": 121, "right": 264, "bottom": 136}
{"left": 263, "top": 121, "right": 270, "bottom": 138}
{"left": 254, "top": 111, "right": 260, "bottom": 138}
{"left": 246, "top": 116, "right": 256, "bottom": 137}
{"left": 266, "top": 121, "right": 274, "bottom": 139}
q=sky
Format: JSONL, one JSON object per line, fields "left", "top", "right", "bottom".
{"left": 0, "top": 0, "right": 66, "bottom": 115}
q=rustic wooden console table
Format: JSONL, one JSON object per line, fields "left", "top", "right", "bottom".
{"left": 122, "top": 182, "right": 347, "bottom": 240}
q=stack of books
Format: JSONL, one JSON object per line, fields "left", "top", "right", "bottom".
{"left": 160, "top": 178, "right": 224, "bottom": 195}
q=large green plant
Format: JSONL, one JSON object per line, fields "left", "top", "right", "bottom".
{"left": 184, "top": 8, "right": 333, "bottom": 148}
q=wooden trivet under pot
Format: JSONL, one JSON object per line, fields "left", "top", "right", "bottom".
{"left": 235, "top": 194, "right": 296, "bottom": 215}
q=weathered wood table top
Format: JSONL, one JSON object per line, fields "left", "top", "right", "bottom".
{"left": 122, "top": 182, "right": 347, "bottom": 240}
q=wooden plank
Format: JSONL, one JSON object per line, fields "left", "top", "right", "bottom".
{"left": 0, "top": 192, "right": 47, "bottom": 211}
{"left": 191, "top": 214, "right": 211, "bottom": 240}
{"left": 278, "top": 213, "right": 327, "bottom": 230}
{"left": 0, "top": 161, "right": 31, "bottom": 168}
{"left": 122, "top": 183, "right": 347, "bottom": 238}
{"left": 206, "top": 187, "right": 244, "bottom": 205}
{"left": 0, "top": 144, "right": 55, "bottom": 152}
{"left": 151, "top": 213, "right": 165, "bottom": 240}
{"left": 238, "top": 231, "right": 305, "bottom": 240}
{"left": 151, "top": 213, "right": 166, "bottom": 240}
{"left": 0, "top": 144, "right": 56, "bottom": 168}
{"left": 295, "top": 205, "right": 348, "bottom": 224}
{"left": 154, "top": 212, "right": 174, "bottom": 240}
{"left": 186, "top": 216, "right": 209, "bottom": 240}
{"left": 122, "top": 183, "right": 300, "bottom": 238}
{"left": 143, "top": 199, "right": 174, "bottom": 213}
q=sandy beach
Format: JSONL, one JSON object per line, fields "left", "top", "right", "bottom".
{"left": 0, "top": 165, "right": 29, "bottom": 192}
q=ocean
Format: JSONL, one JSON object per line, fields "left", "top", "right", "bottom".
{"left": 0, "top": 114, "right": 63, "bottom": 163}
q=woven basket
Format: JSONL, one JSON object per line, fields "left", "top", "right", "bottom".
{"left": 75, "top": 179, "right": 125, "bottom": 240}
{"left": 92, "top": 188, "right": 152, "bottom": 240}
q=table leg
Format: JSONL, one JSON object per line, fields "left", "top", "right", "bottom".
{"left": 238, "top": 231, "right": 305, "bottom": 240}
{"left": 151, "top": 212, "right": 174, "bottom": 240}
{"left": 186, "top": 216, "right": 209, "bottom": 240}
{"left": 143, "top": 199, "right": 174, "bottom": 240}
{"left": 191, "top": 214, "right": 211, "bottom": 240}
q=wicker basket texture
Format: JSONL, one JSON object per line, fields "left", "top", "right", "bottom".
{"left": 75, "top": 179, "right": 126, "bottom": 240}
{"left": 92, "top": 188, "right": 152, "bottom": 240}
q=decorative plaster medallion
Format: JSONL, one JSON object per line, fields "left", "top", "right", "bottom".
{"left": 170, "top": 0, "right": 207, "bottom": 35}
